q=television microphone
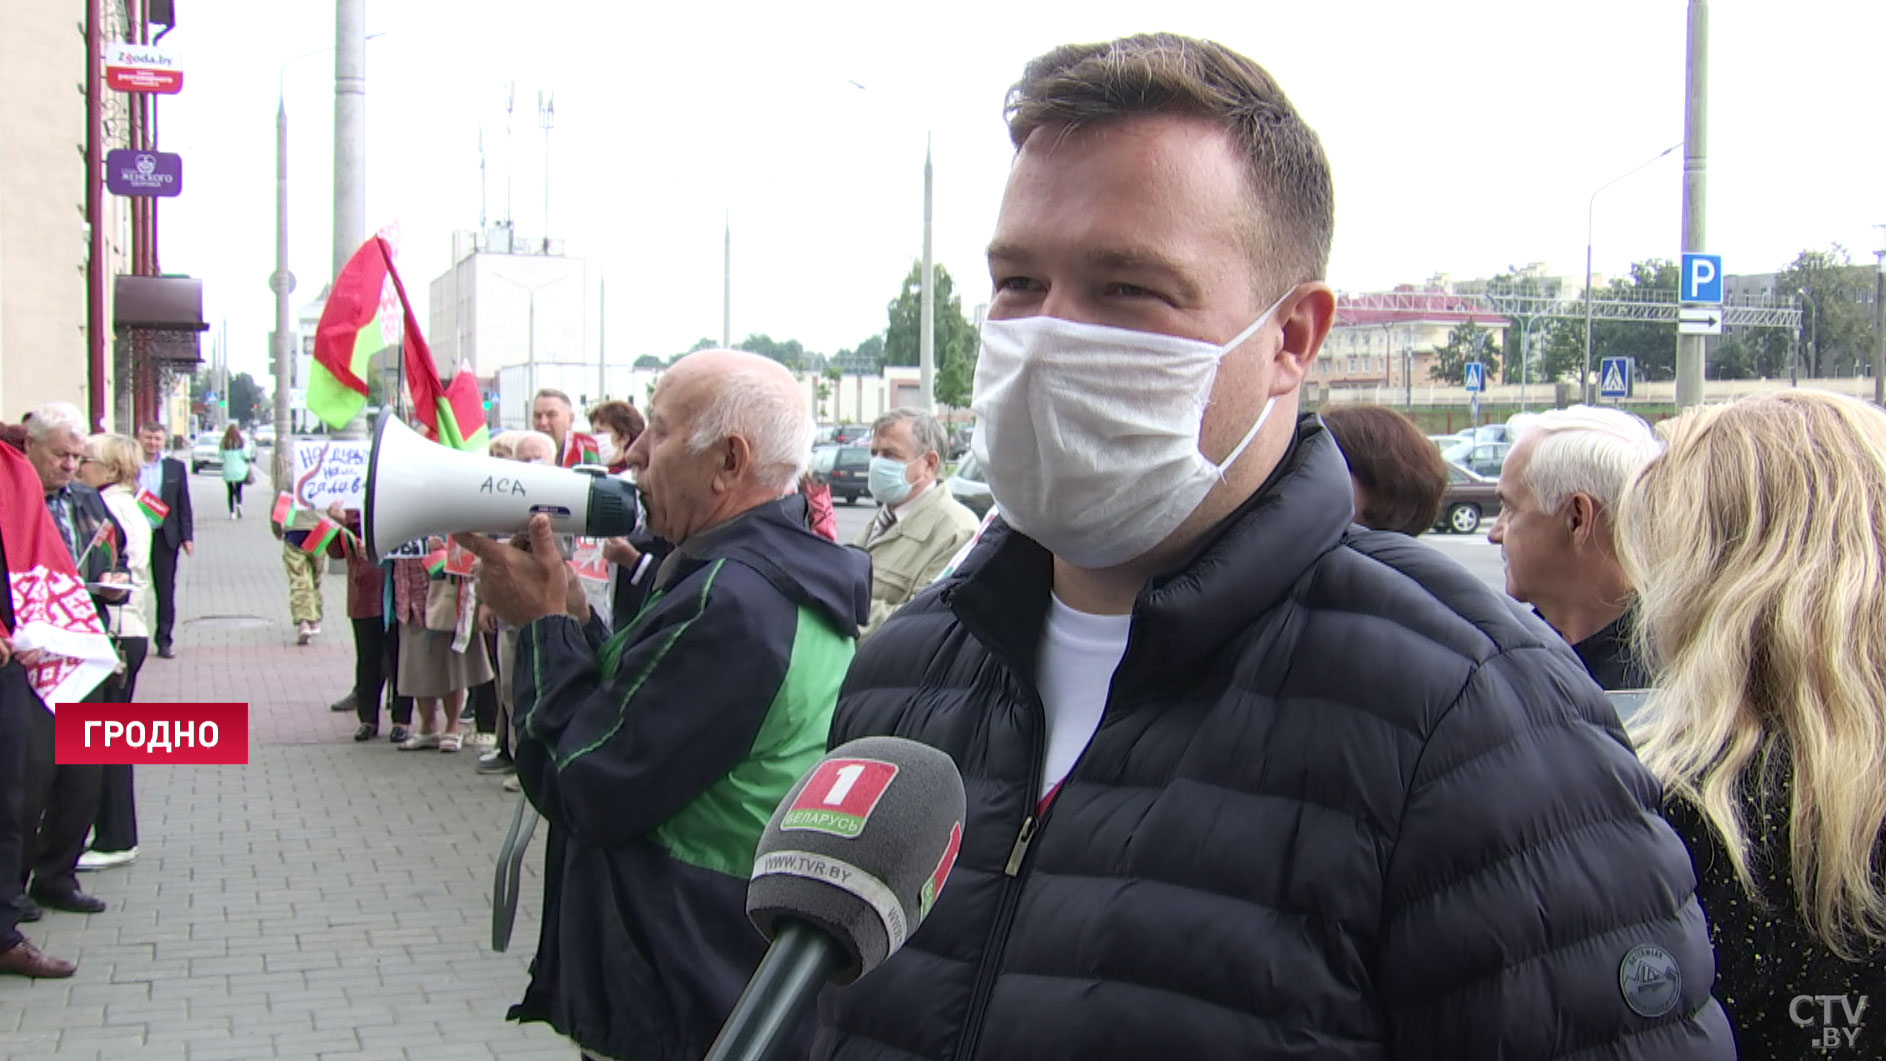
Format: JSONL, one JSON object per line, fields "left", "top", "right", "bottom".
{"left": 703, "top": 736, "right": 966, "bottom": 1061}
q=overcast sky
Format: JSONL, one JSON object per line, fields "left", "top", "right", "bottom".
{"left": 153, "top": 0, "right": 1884, "bottom": 382}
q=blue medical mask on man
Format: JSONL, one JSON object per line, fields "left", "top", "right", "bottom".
{"left": 868, "top": 456, "right": 919, "bottom": 506}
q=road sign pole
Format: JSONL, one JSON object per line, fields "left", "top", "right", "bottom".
{"left": 1675, "top": 0, "right": 1709, "bottom": 409}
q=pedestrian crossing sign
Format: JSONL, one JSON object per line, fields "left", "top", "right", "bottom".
{"left": 1463, "top": 361, "right": 1486, "bottom": 393}
{"left": 1600, "top": 356, "right": 1633, "bottom": 399}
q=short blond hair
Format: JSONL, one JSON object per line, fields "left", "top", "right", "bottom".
{"left": 85, "top": 433, "right": 142, "bottom": 488}
{"left": 1617, "top": 389, "right": 1886, "bottom": 958}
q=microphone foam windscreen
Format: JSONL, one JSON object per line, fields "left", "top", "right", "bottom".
{"left": 748, "top": 736, "right": 966, "bottom": 985}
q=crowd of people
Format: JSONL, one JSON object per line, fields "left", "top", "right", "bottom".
{"left": 0, "top": 402, "right": 195, "bottom": 977}
{"left": 1, "top": 30, "right": 1880, "bottom": 1061}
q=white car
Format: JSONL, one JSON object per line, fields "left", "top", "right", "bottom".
{"left": 190, "top": 435, "right": 223, "bottom": 474}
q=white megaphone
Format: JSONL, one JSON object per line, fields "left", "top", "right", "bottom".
{"left": 363, "top": 415, "right": 642, "bottom": 559}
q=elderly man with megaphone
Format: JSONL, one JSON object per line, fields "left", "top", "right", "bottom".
{"left": 454, "top": 349, "right": 871, "bottom": 1061}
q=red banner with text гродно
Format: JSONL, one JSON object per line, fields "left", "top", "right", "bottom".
{"left": 55, "top": 703, "right": 249, "bottom": 765}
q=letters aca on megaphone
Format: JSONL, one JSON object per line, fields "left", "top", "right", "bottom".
{"left": 363, "top": 415, "right": 642, "bottom": 560}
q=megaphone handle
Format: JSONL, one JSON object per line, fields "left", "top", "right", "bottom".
{"left": 491, "top": 792, "right": 539, "bottom": 952}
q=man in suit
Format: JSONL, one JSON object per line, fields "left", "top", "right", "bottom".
{"left": 853, "top": 408, "right": 980, "bottom": 639}
{"left": 531, "top": 389, "right": 601, "bottom": 469}
{"left": 136, "top": 422, "right": 193, "bottom": 659}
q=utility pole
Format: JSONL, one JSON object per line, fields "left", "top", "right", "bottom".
{"left": 271, "top": 92, "right": 294, "bottom": 489}
{"left": 1674, "top": 0, "right": 1709, "bottom": 409}
{"left": 538, "top": 91, "right": 555, "bottom": 239}
{"left": 1873, "top": 226, "right": 1885, "bottom": 406}
{"left": 332, "top": 0, "right": 366, "bottom": 279}
{"left": 919, "top": 136, "right": 936, "bottom": 412}
{"left": 598, "top": 271, "right": 607, "bottom": 401}
{"left": 503, "top": 83, "right": 515, "bottom": 226}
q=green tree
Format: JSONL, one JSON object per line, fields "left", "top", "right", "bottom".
{"left": 227, "top": 372, "right": 267, "bottom": 425}
{"left": 633, "top": 354, "right": 666, "bottom": 370}
{"left": 1587, "top": 259, "right": 1683, "bottom": 381}
{"left": 1777, "top": 246, "right": 1878, "bottom": 377}
{"left": 883, "top": 261, "right": 977, "bottom": 406}
{"left": 1534, "top": 319, "right": 1589, "bottom": 384}
{"left": 1429, "top": 319, "right": 1501, "bottom": 385}
{"left": 1481, "top": 269, "right": 1574, "bottom": 384}
{"left": 736, "top": 333, "right": 815, "bottom": 372}
{"left": 823, "top": 366, "right": 844, "bottom": 422}
{"left": 855, "top": 334, "right": 886, "bottom": 370}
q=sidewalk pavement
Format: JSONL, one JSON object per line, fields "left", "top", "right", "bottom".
{"left": 1, "top": 468, "right": 571, "bottom": 1060}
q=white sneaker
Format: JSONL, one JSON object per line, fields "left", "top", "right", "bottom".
{"left": 296, "top": 621, "right": 311, "bottom": 646}
{"left": 465, "top": 732, "right": 497, "bottom": 749}
{"left": 77, "top": 847, "right": 138, "bottom": 871}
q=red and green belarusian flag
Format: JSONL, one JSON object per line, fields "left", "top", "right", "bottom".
{"left": 424, "top": 549, "right": 448, "bottom": 577}
{"left": 308, "top": 235, "right": 488, "bottom": 452}
{"left": 133, "top": 488, "right": 169, "bottom": 528}
{"left": 271, "top": 492, "right": 297, "bottom": 526}
{"left": 300, "top": 516, "right": 342, "bottom": 555}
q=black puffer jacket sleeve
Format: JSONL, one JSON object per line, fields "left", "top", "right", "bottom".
{"left": 1379, "top": 641, "right": 1734, "bottom": 1058}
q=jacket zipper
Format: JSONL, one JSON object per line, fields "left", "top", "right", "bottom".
{"left": 952, "top": 692, "right": 1050, "bottom": 1061}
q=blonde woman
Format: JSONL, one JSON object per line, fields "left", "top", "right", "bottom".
{"left": 1616, "top": 390, "right": 1885, "bottom": 1058}
{"left": 75, "top": 433, "right": 152, "bottom": 869}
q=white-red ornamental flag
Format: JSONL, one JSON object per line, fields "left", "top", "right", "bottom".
{"left": 1, "top": 446, "right": 116, "bottom": 709}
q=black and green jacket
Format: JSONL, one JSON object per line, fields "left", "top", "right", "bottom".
{"left": 507, "top": 495, "right": 871, "bottom": 1061}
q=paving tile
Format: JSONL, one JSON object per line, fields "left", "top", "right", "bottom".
{"left": 0, "top": 473, "right": 570, "bottom": 1060}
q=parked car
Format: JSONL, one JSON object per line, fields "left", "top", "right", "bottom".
{"left": 253, "top": 425, "right": 276, "bottom": 448}
{"left": 809, "top": 444, "right": 840, "bottom": 480}
{"left": 826, "top": 445, "right": 873, "bottom": 505}
{"left": 833, "top": 424, "right": 872, "bottom": 445}
{"left": 190, "top": 435, "right": 223, "bottom": 474}
{"left": 1442, "top": 440, "right": 1511, "bottom": 479}
{"left": 1434, "top": 462, "right": 1501, "bottom": 535}
{"left": 946, "top": 451, "right": 993, "bottom": 518}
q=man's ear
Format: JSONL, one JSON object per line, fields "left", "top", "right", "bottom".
{"left": 716, "top": 435, "right": 751, "bottom": 494}
{"left": 1268, "top": 283, "right": 1338, "bottom": 395}
{"left": 1567, "top": 493, "right": 1598, "bottom": 545}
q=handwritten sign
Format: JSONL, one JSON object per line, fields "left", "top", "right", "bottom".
{"left": 291, "top": 440, "right": 370, "bottom": 511}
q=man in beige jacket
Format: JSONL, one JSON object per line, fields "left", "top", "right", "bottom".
{"left": 854, "top": 409, "right": 980, "bottom": 639}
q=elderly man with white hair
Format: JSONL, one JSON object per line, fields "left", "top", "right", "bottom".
{"left": 459, "top": 349, "right": 871, "bottom": 1061}
{"left": 8, "top": 403, "right": 129, "bottom": 931}
{"left": 1488, "top": 404, "right": 1663, "bottom": 690}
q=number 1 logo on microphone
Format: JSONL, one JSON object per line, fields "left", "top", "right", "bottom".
{"left": 783, "top": 758, "right": 899, "bottom": 838}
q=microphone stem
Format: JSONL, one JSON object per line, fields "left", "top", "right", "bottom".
{"left": 703, "top": 918, "right": 846, "bottom": 1061}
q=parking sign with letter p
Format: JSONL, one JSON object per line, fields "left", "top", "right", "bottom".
{"left": 1681, "top": 253, "right": 1723, "bottom": 304}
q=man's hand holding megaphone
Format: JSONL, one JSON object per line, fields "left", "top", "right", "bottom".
{"left": 453, "top": 516, "right": 589, "bottom": 628}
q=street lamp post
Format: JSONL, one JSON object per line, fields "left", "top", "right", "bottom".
{"left": 271, "top": 47, "right": 330, "bottom": 495}
{"left": 491, "top": 271, "right": 570, "bottom": 372}
{"left": 1583, "top": 143, "right": 1682, "bottom": 403}
{"left": 271, "top": 36, "right": 386, "bottom": 494}
{"left": 1798, "top": 288, "right": 1817, "bottom": 379}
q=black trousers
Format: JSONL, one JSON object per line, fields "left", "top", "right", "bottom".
{"left": 352, "top": 617, "right": 413, "bottom": 727}
{"left": 90, "top": 637, "right": 146, "bottom": 854}
{"left": 470, "top": 630, "right": 499, "bottom": 734}
{"left": 225, "top": 480, "right": 245, "bottom": 512}
{"left": 0, "top": 663, "right": 36, "bottom": 950}
{"left": 151, "top": 542, "right": 180, "bottom": 651}
{"left": 21, "top": 696, "right": 102, "bottom": 899}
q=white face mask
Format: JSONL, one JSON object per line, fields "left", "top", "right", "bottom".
{"left": 969, "top": 294, "right": 1288, "bottom": 569}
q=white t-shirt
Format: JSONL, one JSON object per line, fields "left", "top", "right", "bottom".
{"left": 1035, "top": 592, "right": 1132, "bottom": 800}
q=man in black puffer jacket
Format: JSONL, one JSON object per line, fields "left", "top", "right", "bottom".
{"left": 812, "top": 33, "right": 1733, "bottom": 1061}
